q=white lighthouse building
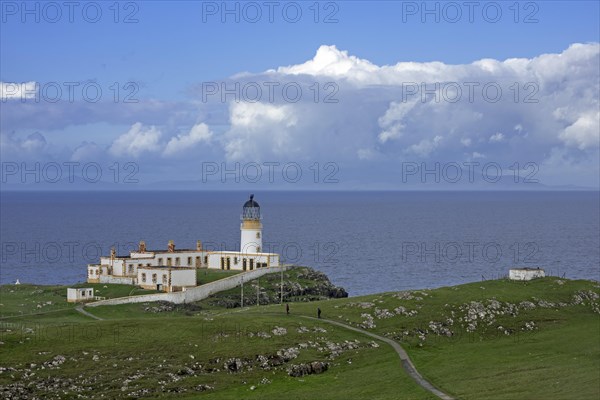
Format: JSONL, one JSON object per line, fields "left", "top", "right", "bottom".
{"left": 240, "top": 194, "right": 262, "bottom": 254}
{"left": 86, "top": 194, "right": 280, "bottom": 291}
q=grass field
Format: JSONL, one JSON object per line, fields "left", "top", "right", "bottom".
{"left": 0, "top": 276, "right": 598, "bottom": 399}
{"left": 196, "top": 269, "right": 241, "bottom": 285}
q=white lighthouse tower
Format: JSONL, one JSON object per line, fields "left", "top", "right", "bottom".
{"left": 240, "top": 194, "right": 262, "bottom": 254}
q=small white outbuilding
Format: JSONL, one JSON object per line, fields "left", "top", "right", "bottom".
{"left": 67, "top": 288, "right": 94, "bottom": 303}
{"left": 509, "top": 268, "right": 546, "bottom": 281}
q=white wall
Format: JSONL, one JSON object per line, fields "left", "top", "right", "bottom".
{"left": 87, "top": 266, "right": 284, "bottom": 307}
{"left": 67, "top": 288, "right": 94, "bottom": 302}
{"left": 99, "top": 275, "right": 135, "bottom": 285}
{"left": 137, "top": 267, "right": 195, "bottom": 291}
{"left": 171, "top": 268, "right": 196, "bottom": 287}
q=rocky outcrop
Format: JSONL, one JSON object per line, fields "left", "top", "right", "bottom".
{"left": 205, "top": 266, "right": 348, "bottom": 308}
{"left": 287, "top": 361, "right": 329, "bottom": 377}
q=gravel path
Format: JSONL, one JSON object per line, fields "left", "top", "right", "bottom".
{"left": 75, "top": 305, "right": 104, "bottom": 320}
{"left": 302, "top": 316, "right": 454, "bottom": 400}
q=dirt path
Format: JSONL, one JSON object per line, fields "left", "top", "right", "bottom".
{"left": 75, "top": 305, "right": 104, "bottom": 320}
{"left": 302, "top": 316, "right": 454, "bottom": 400}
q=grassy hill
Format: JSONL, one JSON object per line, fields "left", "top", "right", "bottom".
{"left": 0, "top": 272, "right": 598, "bottom": 399}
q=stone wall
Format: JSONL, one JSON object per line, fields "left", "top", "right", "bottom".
{"left": 87, "top": 266, "right": 285, "bottom": 307}
{"left": 99, "top": 275, "right": 135, "bottom": 285}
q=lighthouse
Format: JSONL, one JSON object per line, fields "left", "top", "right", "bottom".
{"left": 240, "top": 194, "right": 263, "bottom": 254}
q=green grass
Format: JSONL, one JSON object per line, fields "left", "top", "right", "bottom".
{"left": 0, "top": 283, "right": 158, "bottom": 318}
{"left": 1, "top": 277, "right": 598, "bottom": 399}
{"left": 0, "top": 312, "right": 433, "bottom": 399}
{"left": 281, "top": 277, "right": 600, "bottom": 399}
{"left": 196, "top": 268, "right": 241, "bottom": 285}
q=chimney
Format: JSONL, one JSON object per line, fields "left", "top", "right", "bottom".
{"left": 139, "top": 240, "right": 146, "bottom": 253}
{"left": 196, "top": 240, "right": 202, "bottom": 251}
{"left": 168, "top": 240, "right": 175, "bottom": 253}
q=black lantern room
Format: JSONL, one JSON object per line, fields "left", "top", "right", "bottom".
{"left": 242, "top": 194, "right": 260, "bottom": 220}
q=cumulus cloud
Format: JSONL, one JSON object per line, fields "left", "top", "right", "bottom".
{"left": 223, "top": 102, "right": 299, "bottom": 161}
{"left": 109, "top": 122, "right": 162, "bottom": 157}
{"left": 3, "top": 43, "right": 599, "bottom": 188}
{"left": 0, "top": 82, "right": 37, "bottom": 100}
{"left": 559, "top": 111, "right": 600, "bottom": 150}
{"left": 71, "top": 141, "right": 104, "bottom": 162}
{"left": 1, "top": 131, "right": 47, "bottom": 156}
{"left": 405, "top": 135, "right": 443, "bottom": 157}
{"left": 489, "top": 132, "right": 505, "bottom": 143}
{"left": 163, "top": 123, "right": 213, "bottom": 157}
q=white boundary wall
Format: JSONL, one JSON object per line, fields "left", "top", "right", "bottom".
{"left": 86, "top": 266, "right": 285, "bottom": 307}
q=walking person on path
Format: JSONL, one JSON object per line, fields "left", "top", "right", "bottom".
{"left": 317, "top": 307, "right": 322, "bottom": 319}
{"left": 286, "top": 303, "right": 290, "bottom": 315}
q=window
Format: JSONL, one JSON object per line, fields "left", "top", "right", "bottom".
{"left": 162, "top": 275, "right": 167, "bottom": 284}
{"left": 167, "top": 258, "right": 172, "bottom": 266}
{"left": 152, "top": 274, "right": 157, "bottom": 283}
{"left": 257, "top": 246, "right": 261, "bottom": 252}
{"left": 138, "top": 263, "right": 142, "bottom": 268}
{"left": 234, "top": 257, "right": 238, "bottom": 264}
{"left": 256, "top": 232, "right": 260, "bottom": 238}
{"left": 146, "top": 263, "right": 151, "bottom": 267}
{"left": 141, "top": 273, "right": 146, "bottom": 282}
{"left": 204, "top": 256, "right": 208, "bottom": 264}
{"left": 187, "top": 257, "right": 192, "bottom": 265}
{"left": 175, "top": 257, "right": 180, "bottom": 266}
{"left": 158, "top": 258, "right": 163, "bottom": 265}
{"left": 128, "top": 265, "right": 134, "bottom": 274}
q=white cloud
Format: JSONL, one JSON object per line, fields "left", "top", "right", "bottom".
{"left": 109, "top": 123, "right": 162, "bottom": 157}
{"left": 274, "top": 45, "right": 379, "bottom": 82}
{"left": 163, "top": 123, "right": 212, "bottom": 157}
{"left": 71, "top": 141, "right": 104, "bottom": 162}
{"left": 405, "top": 136, "right": 443, "bottom": 157}
{"left": 559, "top": 111, "right": 600, "bottom": 150}
{"left": 0, "top": 82, "right": 37, "bottom": 100}
{"left": 0, "top": 131, "right": 47, "bottom": 155}
{"left": 223, "top": 102, "right": 299, "bottom": 161}
{"left": 489, "top": 132, "right": 505, "bottom": 143}
{"left": 357, "top": 148, "right": 376, "bottom": 160}
{"left": 378, "top": 101, "right": 417, "bottom": 143}
{"left": 4, "top": 43, "right": 598, "bottom": 187}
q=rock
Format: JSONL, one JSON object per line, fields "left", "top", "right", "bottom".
{"left": 195, "top": 384, "right": 214, "bottom": 392}
{"left": 287, "top": 361, "right": 329, "bottom": 377}
{"left": 224, "top": 358, "right": 243, "bottom": 373}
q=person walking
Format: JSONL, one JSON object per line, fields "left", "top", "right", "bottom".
{"left": 317, "top": 307, "right": 321, "bottom": 319}
{"left": 286, "top": 303, "right": 290, "bottom": 315}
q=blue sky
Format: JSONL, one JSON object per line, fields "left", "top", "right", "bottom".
{"left": 1, "top": 1, "right": 599, "bottom": 189}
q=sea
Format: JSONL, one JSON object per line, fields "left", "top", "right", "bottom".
{"left": 1, "top": 191, "right": 599, "bottom": 296}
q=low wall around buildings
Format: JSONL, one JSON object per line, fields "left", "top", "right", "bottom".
{"left": 86, "top": 266, "right": 285, "bottom": 307}
{"left": 99, "top": 275, "right": 135, "bottom": 285}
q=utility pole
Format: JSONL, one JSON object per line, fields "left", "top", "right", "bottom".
{"left": 257, "top": 277, "right": 260, "bottom": 306}
{"left": 241, "top": 276, "right": 244, "bottom": 308}
{"left": 280, "top": 265, "right": 284, "bottom": 304}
